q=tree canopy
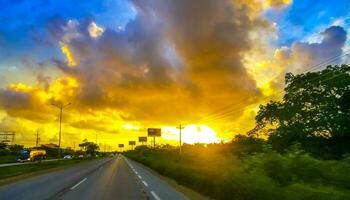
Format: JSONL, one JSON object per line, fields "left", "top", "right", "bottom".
{"left": 252, "top": 65, "right": 350, "bottom": 158}
{"left": 79, "top": 140, "right": 99, "bottom": 155}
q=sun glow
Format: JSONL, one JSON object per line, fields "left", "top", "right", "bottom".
{"left": 162, "top": 125, "right": 220, "bottom": 144}
{"left": 182, "top": 125, "right": 220, "bottom": 144}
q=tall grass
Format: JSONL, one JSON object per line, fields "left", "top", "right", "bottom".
{"left": 125, "top": 145, "right": 350, "bottom": 200}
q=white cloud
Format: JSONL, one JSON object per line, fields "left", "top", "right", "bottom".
{"left": 88, "top": 22, "right": 104, "bottom": 38}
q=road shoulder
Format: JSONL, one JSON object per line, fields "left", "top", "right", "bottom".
{"left": 125, "top": 156, "right": 210, "bottom": 200}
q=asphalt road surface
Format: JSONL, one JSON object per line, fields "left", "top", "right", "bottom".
{"left": 0, "top": 155, "right": 188, "bottom": 200}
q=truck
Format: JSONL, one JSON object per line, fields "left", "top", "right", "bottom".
{"left": 18, "top": 149, "right": 46, "bottom": 162}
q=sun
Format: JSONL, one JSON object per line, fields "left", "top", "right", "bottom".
{"left": 161, "top": 124, "right": 221, "bottom": 144}
{"left": 182, "top": 125, "right": 220, "bottom": 144}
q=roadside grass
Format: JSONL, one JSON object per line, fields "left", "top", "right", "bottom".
{"left": 0, "top": 158, "right": 97, "bottom": 182}
{"left": 125, "top": 148, "right": 350, "bottom": 200}
{"left": 0, "top": 155, "right": 18, "bottom": 164}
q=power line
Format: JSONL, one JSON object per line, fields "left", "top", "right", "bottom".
{"left": 199, "top": 68, "right": 349, "bottom": 125}
{"left": 191, "top": 52, "right": 349, "bottom": 124}
{"left": 201, "top": 67, "right": 349, "bottom": 125}
{"left": 191, "top": 51, "right": 350, "bottom": 125}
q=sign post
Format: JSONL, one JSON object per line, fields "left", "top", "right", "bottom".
{"left": 147, "top": 128, "right": 161, "bottom": 149}
{"left": 118, "top": 144, "right": 124, "bottom": 152}
{"left": 128, "top": 141, "right": 136, "bottom": 150}
{"left": 138, "top": 137, "right": 147, "bottom": 145}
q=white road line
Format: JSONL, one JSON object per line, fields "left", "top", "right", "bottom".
{"left": 70, "top": 178, "right": 87, "bottom": 190}
{"left": 137, "top": 175, "right": 142, "bottom": 179}
{"left": 142, "top": 181, "right": 149, "bottom": 187}
{"left": 151, "top": 191, "right": 161, "bottom": 200}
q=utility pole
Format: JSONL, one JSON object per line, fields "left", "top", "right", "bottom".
{"left": 177, "top": 124, "right": 185, "bottom": 153}
{"left": 153, "top": 136, "right": 155, "bottom": 149}
{"left": 35, "top": 130, "right": 40, "bottom": 147}
{"left": 51, "top": 102, "right": 71, "bottom": 157}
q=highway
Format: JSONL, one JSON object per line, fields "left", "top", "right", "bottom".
{"left": 0, "top": 155, "right": 188, "bottom": 200}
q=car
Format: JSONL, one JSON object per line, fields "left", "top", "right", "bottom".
{"left": 78, "top": 155, "right": 84, "bottom": 158}
{"left": 63, "top": 155, "right": 72, "bottom": 159}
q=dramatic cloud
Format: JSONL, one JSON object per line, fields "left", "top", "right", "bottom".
{"left": 275, "top": 26, "right": 347, "bottom": 72}
{"left": 44, "top": 0, "right": 273, "bottom": 125}
{"left": 0, "top": 0, "right": 348, "bottom": 147}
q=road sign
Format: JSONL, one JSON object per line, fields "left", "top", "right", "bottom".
{"left": 0, "top": 131, "right": 15, "bottom": 144}
{"left": 118, "top": 144, "right": 124, "bottom": 148}
{"left": 138, "top": 137, "right": 147, "bottom": 142}
{"left": 147, "top": 128, "right": 161, "bottom": 137}
{"left": 129, "top": 141, "right": 136, "bottom": 145}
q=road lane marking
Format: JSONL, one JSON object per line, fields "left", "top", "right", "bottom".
{"left": 142, "top": 181, "right": 149, "bottom": 187}
{"left": 138, "top": 175, "right": 142, "bottom": 179}
{"left": 70, "top": 178, "right": 87, "bottom": 190}
{"left": 151, "top": 191, "right": 161, "bottom": 200}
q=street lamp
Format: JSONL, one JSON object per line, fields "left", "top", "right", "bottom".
{"left": 51, "top": 102, "right": 71, "bottom": 157}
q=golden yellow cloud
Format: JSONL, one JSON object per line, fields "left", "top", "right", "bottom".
{"left": 0, "top": 0, "right": 300, "bottom": 148}
{"left": 60, "top": 44, "right": 77, "bottom": 67}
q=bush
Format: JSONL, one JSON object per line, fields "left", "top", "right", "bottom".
{"left": 125, "top": 145, "right": 350, "bottom": 200}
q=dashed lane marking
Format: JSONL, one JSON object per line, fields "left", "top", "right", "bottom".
{"left": 142, "top": 181, "right": 149, "bottom": 187}
{"left": 70, "top": 178, "right": 87, "bottom": 190}
{"left": 151, "top": 191, "right": 161, "bottom": 200}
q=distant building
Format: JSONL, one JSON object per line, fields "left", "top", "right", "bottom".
{"left": 41, "top": 143, "right": 59, "bottom": 157}
{"left": 41, "top": 143, "right": 59, "bottom": 149}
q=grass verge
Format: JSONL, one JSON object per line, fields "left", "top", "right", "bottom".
{"left": 0, "top": 155, "right": 18, "bottom": 164}
{"left": 125, "top": 148, "right": 350, "bottom": 200}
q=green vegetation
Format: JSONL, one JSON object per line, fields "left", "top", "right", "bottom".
{"left": 0, "top": 143, "right": 24, "bottom": 163}
{"left": 78, "top": 140, "right": 100, "bottom": 156}
{"left": 251, "top": 65, "right": 350, "bottom": 158}
{"left": 0, "top": 158, "right": 95, "bottom": 181}
{"left": 0, "top": 155, "right": 18, "bottom": 164}
{"left": 126, "top": 145, "right": 350, "bottom": 200}
{"left": 126, "top": 65, "right": 350, "bottom": 200}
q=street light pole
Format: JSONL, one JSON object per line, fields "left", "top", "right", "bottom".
{"left": 52, "top": 102, "right": 71, "bottom": 157}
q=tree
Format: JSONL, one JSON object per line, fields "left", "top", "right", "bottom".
{"left": 0, "top": 142, "right": 7, "bottom": 149}
{"left": 8, "top": 144, "right": 24, "bottom": 153}
{"left": 252, "top": 65, "right": 350, "bottom": 157}
{"left": 79, "top": 140, "right": 99, "bottom": 155}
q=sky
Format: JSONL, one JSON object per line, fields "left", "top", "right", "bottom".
{"left": 0, "top": 0, "right": 349, "bottom": 150}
